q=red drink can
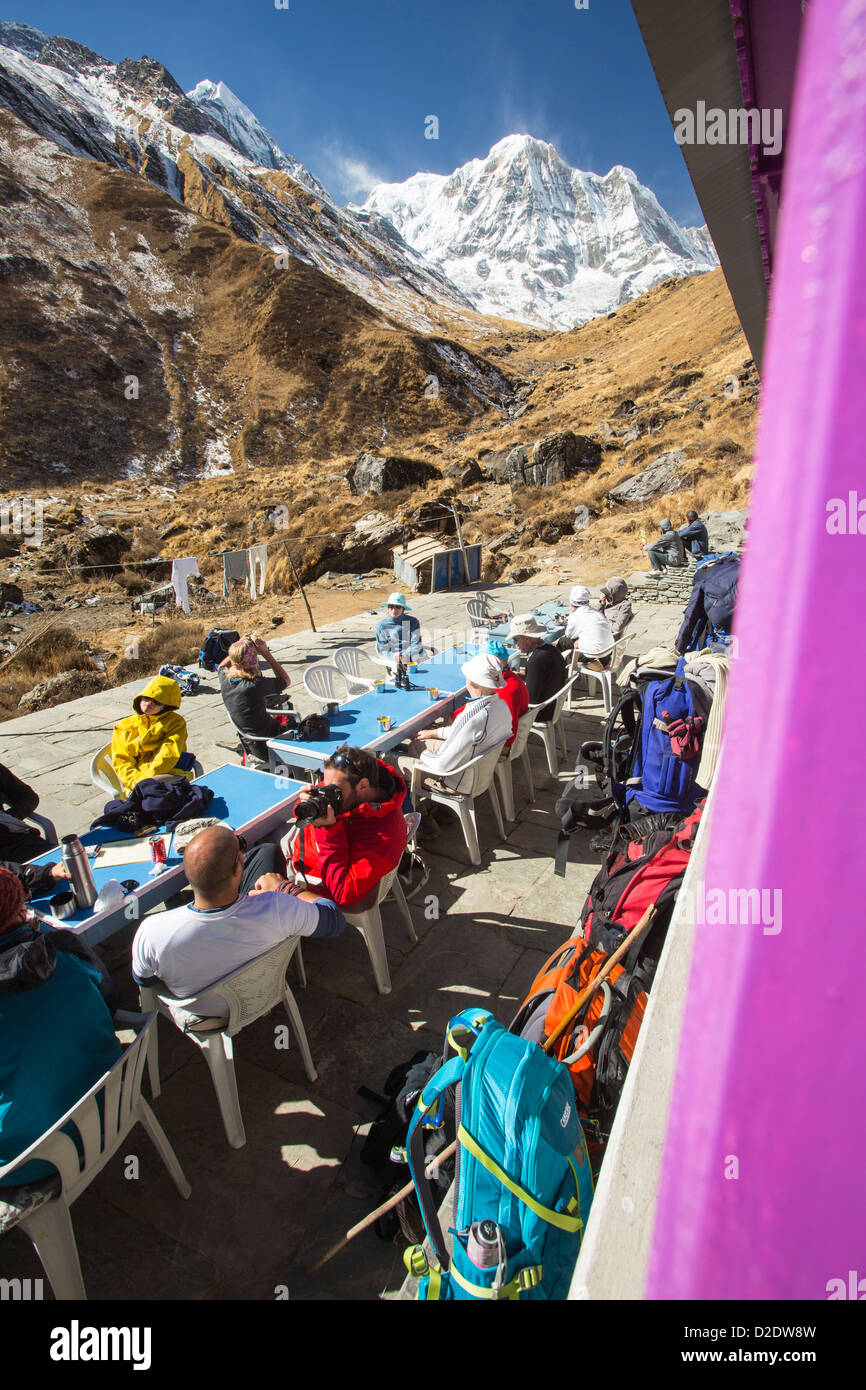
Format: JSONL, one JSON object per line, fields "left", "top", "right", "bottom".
{"left": 149, "top": 835, "right": 167, "bottom": 864}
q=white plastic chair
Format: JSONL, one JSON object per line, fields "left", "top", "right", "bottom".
{"left": 528, "top": 675, "right": 582, "bottom": 774}
{"left": 568, "top": 642, "right": 618, "bottom": 715}
{"left": 410, "top": 743, "right": 507, "bottom": 866}
{"left": 89, "top": 743, "right": 124, "bottom": 795}
{"left": 494, "top": 708, "right": 536, "bottom": 822}
{"left": 140, "top": 936, "right": 316, "bottom": 1150}
{"left": 343, "top": 865, "right": 417, "bottom": 995}
{"left": 89, "top": 742, "right": 203, "bottom": 794}
{"left": 222, "top": 710, "right": 270, "bottom": 771}
{"left": 303, "top": 663, "right": 350, "bottom": 706}
{"left": 333, "top": 646, "right": 376, "bottom": 695}
{"left": 466, "top": 597, "right": 495, "bottom": 632}
{"left": 0, "top": 1012, "right": 190, "bottom": 1300}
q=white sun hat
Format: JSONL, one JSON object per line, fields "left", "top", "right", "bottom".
{"left": 509, "top": 613, "right": 546, "bottom": 637}
{"left": 569, "top": 585, "right": 591, "bottom": 606}
{"left": 461, "top": 653, "right": 504, "bottom": 689}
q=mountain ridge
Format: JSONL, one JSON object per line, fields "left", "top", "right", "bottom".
{"left": 360, "top": 133, "right": 717, "bottom": 330}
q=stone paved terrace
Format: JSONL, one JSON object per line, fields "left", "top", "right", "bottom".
{"left": 0, "top": 583, "right": 678, "bottom": 1301}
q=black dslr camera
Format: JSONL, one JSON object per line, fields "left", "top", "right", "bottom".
{"left": 293, "top": 783, "right": 344, "bottom": 825}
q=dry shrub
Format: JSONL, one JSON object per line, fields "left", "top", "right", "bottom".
{"left": 0, "top": 625, "right": 96, "bottom": 721}
{"left": 115, "top": 568, "right": 150, "bottom": 595}
{"left": 20, "top": 626, "right": 94, "bottom": 676}
{"left": 110, "top": 618, "right": 202, "bottom": 684}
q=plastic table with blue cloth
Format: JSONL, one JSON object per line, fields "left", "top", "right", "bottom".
{"left": 266, "top": 642, "right": 487, "bottom": 773}
{"left": 25, "top": 763, "right": 306, "bottom": 947}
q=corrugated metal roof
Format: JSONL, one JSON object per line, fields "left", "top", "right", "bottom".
{"left": 392, "top": 534, "right": 454, "bottom": 566}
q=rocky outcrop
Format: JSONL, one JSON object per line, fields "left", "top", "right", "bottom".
{"left": 608, "top": 451, "right": 693, "bottom": 503}
{"left": 508, "top": 431, "right": 602, "bottom": 488}
{"left": 339, "top": 511, "right": 404, "bottom": 568}
{"left": 478, "top": 448, "right": 518, "bottom": 482}
{"left": 18, "top": 669, "right": 105, "bottom": 710}
{"left": 704, "top": 509, "right": 748, "bottom": 551}
{"left": 445, "top": 459, "right": 483, "bottom": 487}
{"left": 345, "top": 453, "right": 441, "bottom": 497}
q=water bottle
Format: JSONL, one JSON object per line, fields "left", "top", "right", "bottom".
{"left": 61, "top": 834, "right": 98, "bottom": 909}
{"left": 466, "top": 1219, "right": 503, "bottom": 1269}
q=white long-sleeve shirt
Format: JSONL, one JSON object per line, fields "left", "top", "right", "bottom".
{"left": 419, "top": 694, "right": 512, "bottom": 791}
{"left": 563, "top": 605, "right": 613, "bottom": 656}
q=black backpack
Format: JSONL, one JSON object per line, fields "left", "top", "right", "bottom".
{"left": 198, "top": 628, "right": 239, "bottom": 672}
{"left": 360, "top": 1052, "right": 455, "bottom": 1244}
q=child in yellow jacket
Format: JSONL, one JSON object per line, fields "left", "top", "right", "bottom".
{"left": 110, "top": 675, "right": 192, "bottom": 797}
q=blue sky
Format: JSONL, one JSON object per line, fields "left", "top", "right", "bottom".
{"left": 4, "top": 0, "right": 703, "bottom": 223}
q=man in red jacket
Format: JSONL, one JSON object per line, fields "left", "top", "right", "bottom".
{"left": 258, "top": 746, "right": 408, "bottom": 909}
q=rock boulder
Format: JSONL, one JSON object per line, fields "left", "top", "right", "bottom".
{"left": 608, "top": 451, "right": 693, "bottom": 503}
{"left": 509, "top": 431, "right": 602, "bottom": 488}
{"left": 346, "top": 452, "right": 440, "bottom": 497}
{"left": 18, "top": 670, "right": 105, "bottom": 712}
{"left": 704, "top": 509, "right": 748, "bottom": 551}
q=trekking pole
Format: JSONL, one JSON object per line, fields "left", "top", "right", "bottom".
{"left": 542, "top": 903, "right": 657, "bottom": 1055}
{"left": 306, "top": 1139, "right": 458, "bottom": 1276}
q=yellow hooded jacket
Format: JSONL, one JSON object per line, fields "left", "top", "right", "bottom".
{"left": 110, "top": 675, "right": 191, "bottom": 797}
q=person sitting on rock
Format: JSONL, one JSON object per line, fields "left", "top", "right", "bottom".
{"left": 645, "top": 518, "right": 686, "bottom": 571}
{"left": 375, "top": 593, "right": 423, "bottom": 664}
{"left": 218, "top": 634, "right": 292, "bottom": 766}
{"left": 598, "top": 577, "right": 634, "bottom": 642}
{"left": 109, "top": 674, "right": 192, "bottom": 797}
{"left": 678, "top": 511, "right": 710, "bottom": 558}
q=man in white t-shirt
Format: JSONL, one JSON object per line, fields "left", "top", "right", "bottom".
{"left": 396, "top": 653, "right": 512, "bottom": 794}
{"left": 132, "top": 825, "right": 345, "bottom": 1019}
{"left": 558, "top": 585, "right": 614, "bottom": 660}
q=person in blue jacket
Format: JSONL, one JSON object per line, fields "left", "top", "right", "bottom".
{"left": 375, "top": 592, "right": 423, "bottom": 661}
{"left": 678, "top": 511, "right": 710, "bottom": 557}
{"left": 0, "top": 867, "right": 122, "bottom": 1186}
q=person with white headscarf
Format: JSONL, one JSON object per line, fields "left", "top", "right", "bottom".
{"left": 397, "top": 653, "right": 512, "bottom": 794}
{"left": 557, "top": 585, "right": 613, "bottom": 656}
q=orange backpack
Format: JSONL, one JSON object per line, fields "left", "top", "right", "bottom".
{"left": 510, "top": 934, "right": 642, "bottom": 1110}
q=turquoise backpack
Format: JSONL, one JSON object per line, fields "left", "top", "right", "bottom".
{"left": 404, "top": 1009, "right": 594, "bottom": 1300}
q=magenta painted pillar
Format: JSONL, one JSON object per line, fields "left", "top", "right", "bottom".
{"left": 648, "top": 0, "right": 866, "bottom": 1299}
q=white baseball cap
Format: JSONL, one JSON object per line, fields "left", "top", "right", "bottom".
{"left": 569, "top": 585, "right": 591, "bottom": 606}
{"left": 461, "top": 653, "right": 504, "bottom": 689}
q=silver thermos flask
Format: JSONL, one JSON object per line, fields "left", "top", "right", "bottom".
{"left": 61, "top": 834, "right": 98, "bottom": 909}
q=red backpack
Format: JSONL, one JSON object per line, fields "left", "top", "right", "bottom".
{"left": 512, "top": 804, "right": 704, "bottom": 1143}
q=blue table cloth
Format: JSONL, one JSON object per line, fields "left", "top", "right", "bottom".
{"left": 269, "top": 643, "right": 481, "bottom": 771}
{"left": 27, "top": 763, "right": 305, "bottom": 945}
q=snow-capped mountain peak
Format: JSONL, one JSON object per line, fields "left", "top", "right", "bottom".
{"left": 359, "top": 137, "right": 717, "bottom": 331}
{"left": 186, "top": 78, "right": 325, "bottom": 194}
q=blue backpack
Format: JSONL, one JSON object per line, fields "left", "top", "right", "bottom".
{"left": 604, "top": 660, "right": 712, "bottom": 817}
{"left": 404, "top": 1009, "right": 594, "bottom": 1301}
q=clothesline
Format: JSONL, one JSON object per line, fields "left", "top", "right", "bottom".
{"left": 5, "top": 505, "right": 470, "bottom": 584}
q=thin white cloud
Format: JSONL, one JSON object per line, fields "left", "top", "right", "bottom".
{"left": 315, "top": 142, "right": 386, "bottom": 203}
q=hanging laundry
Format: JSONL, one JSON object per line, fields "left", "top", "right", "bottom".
{"left": 170, "top": 557, "right": 200, "bottom": 615}
{"left": 222, "top": 550, "right": 249, "bottom": 598}
{"left": 248, "top": 543, "right": 268, "bottom": 599}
